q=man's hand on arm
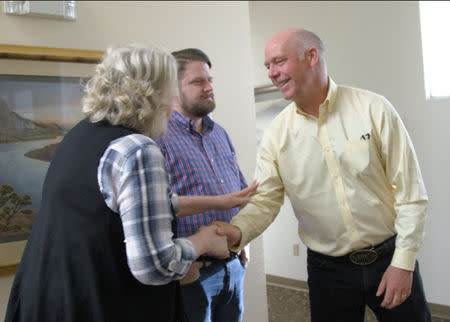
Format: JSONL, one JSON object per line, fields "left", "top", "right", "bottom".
{"left": 176, "top": 181, "right": 258, "bottom": 217}
{"left": 376, "top": 265, "right": 413, "bottom": 309}
{"left": 216, "top": 180, "right": 258, "bottom": 210}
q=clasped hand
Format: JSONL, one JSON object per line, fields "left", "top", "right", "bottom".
{"left": 196, "top": 224, "right": 230, "bottom": 258}
{"left": 181, "top": 224, "right": 230, "bottom": 285}
{"left": 195, "top": 221, "right": 244, "bottom": 258}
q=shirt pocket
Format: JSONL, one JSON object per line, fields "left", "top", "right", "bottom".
{"left": 224, "top": 153, "right": 240, "bottom": 178}
{"left": 343, "top": 140, "right": 370, "bottom": 174}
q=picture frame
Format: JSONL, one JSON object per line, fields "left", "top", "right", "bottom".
{"left": 0, "top": 44, "right": 103, "bottom": 276}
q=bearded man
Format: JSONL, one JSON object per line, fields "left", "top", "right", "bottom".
{"left": 157, "top": 48, "right": 249, "bottom": 322}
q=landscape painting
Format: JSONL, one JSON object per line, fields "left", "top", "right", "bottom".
{"left": 0, "top": 74, "right": 86, "bottom": 244}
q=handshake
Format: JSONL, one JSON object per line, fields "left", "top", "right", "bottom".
{"left": 182, "top": 222, "right": 244, "bottom": 285}
{"left": 186, "top": 180, "right": 258, "bottom": 259}
{"left": 189, "top": 221, "right": 242, "bottom": 260}
{"left": 181, "top": 180, "right": 257, "bottom": 285}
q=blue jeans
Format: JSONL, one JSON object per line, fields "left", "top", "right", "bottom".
{"left": 180, "top": 257, "right": 246, "bottom": 322}
{"left": 307, "top": 247, "right": 431, "bottom": 322}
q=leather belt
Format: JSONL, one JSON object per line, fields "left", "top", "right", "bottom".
{"left": 196, "top": 251, "right": 238, "bottom": 263}
{"left": 348, "top": 235, "right": 396, "bottom": 265}
{"left": 308, "top": 235, "right": 396, "bottom": 266}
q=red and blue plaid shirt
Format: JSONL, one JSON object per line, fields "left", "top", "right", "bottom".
{"left": 157, "top": 111, "right": 247, "bottom": 237}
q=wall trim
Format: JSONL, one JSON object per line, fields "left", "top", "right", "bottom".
{"left": 266, "top": 274, "right": 450, "bottom": 319}
{"left": 266, "top": 274, "right": 308, "bottom": 291}
{"left": 0, "top": 44, "right": 103, "bottom": 63}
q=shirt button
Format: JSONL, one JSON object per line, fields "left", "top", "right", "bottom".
{"left": 220, "top": 179, "right": 224, "bottom": 183}
{"left": 211, "top": 159, "right": 214, "bottom": 163}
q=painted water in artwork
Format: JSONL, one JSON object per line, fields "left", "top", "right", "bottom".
{"left": 0, "top": 74, "right": 85, "bottom": 243}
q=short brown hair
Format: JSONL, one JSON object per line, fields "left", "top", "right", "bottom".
{"left": 171, "top": 48, "right": 211, "bottom": 80}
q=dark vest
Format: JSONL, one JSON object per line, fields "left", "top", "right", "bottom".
{"left": 6, "top": 119, "right": 183, "bottom": 322}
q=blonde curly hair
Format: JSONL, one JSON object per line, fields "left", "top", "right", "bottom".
{"left": 82, "top": 44, "right": 177, "bottom": 139}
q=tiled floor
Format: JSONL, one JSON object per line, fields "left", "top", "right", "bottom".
{"left": 267, "top": 284, "right": 449, "bottom": 322}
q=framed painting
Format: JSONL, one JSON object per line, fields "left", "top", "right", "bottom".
{"left": 0, "top": 44, "right": 103, "bottom": 276}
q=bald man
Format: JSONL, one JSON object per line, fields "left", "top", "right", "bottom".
{"left": 216, "top": 28, "right": 431, "bottom": 322}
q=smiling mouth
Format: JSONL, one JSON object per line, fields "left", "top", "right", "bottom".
{"left": 277, "top": 79, "right": 290, "bottom": 90}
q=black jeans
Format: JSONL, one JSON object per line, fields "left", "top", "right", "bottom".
{"left": 307, "top": 244, "right": 431, "bottom": 322}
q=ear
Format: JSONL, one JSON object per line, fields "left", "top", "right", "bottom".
{"left": 306, "top": 47, "right": 320, "bottom": 67}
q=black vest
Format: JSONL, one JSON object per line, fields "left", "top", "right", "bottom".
{"left": 6, "top": 119, "right": 184, "bottom": 322}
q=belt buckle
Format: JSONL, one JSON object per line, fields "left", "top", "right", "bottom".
{"left": 349, "top": 248, "right": 378, "bottom": 265}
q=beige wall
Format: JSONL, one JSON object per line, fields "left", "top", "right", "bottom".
{"left": 0, "top": 2, "right": 268, "bottom": 321}
{"left": 250, "top": 0, "right": 450, "bottom": 307}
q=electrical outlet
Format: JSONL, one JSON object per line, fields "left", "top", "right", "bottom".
{"left": 293, "top": 243, "right": 300, "bottom": 256}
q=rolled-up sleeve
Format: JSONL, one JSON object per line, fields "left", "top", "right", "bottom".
{"left": 98, "top": 134, "right": 196, "bottom": 285}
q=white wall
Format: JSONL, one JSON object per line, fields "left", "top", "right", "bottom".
{"left": 249, "top": 0, "right": 450, "bottom": 306}
{"left": 0, "top": 2, "right": 268, "bottom": 321}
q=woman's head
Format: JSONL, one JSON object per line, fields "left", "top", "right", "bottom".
{"left": 82, "top": 44, "right": 177, "bottom": 139}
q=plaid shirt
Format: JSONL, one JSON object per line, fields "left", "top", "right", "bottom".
{"left": 98, "top": 133, "right": 196, "bottom": 285}
{"left": 157, "top": 111, "right": 247, "bottom": 237}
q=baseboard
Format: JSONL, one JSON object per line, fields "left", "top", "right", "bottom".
{"left": 266, "top": 274, "right": 450, "bottom": 319}
{"left": 266, "top": 274, "right": 308, "bottom": 291}
{"left": 429, "top": 303, "right": 450, "bottom": 319}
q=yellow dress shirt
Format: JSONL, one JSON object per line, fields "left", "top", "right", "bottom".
{"left": 232, "top": 78, "right": 428, "bottom": 271}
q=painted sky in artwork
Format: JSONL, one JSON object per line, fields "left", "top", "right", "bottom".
{"left": 0, "top": 75, "right": 88, "bottom": 242}
{"left": 0, "top": 75, "right": 86, "bottom": 127}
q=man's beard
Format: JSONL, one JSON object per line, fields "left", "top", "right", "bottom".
{"left": 181, "top": 96, "right": 216, "bottom": 118}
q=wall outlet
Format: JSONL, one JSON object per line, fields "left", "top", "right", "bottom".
{"left": 293, "top": 243, "right": 300, "bottom": 256}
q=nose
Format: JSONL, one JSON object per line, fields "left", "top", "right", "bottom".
{"left": 204, "top": 80, "right": 213, "bottom": 92}
{"left": 268, "top": 64, "right": 278, "bottom": 80}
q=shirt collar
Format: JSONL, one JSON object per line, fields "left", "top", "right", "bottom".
{"left": 294, "top": 76, "right": 338, "bottom": 117}
{"left": 170, "top": 110, "right": 214, "bottom": 134}
{"left": 323, "top": 77, "right": 338, "bottom": 112}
